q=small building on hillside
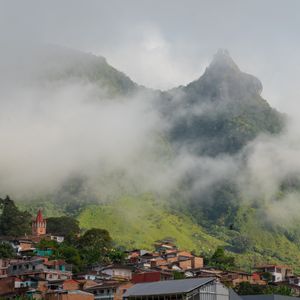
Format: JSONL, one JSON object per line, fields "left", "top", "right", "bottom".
{"left": 84, "top": 281, "right": 133, "bottom": 300}
{"left": 256, "top": 265, "right": 293, "bottom": 283}
{"left": 154, "top": 240, "right": 177, "bottom": 254}
{"left": 288, "top": 276, "right": 300, "bottom": 286}
{"left": 45, "top": 289, "right": 94, "bottom": 300}
{"left": 7, "top": 257, "right": 72, "bottom": 281}
{"left": 98, "top": 265, "right": 133, "bottom": 280}
{"left": 132, "top": 270, "right": 173, "bottom": 283}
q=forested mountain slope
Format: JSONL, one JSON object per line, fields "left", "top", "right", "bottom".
{"left": 13, "top": 46, "right": 300, "bottom": 271}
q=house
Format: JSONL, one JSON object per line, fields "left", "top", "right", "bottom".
{"left": 132, "top": 270, "right": 173, "bottom": 283}
{"left": 45, "top": 289, "right": 94, "bottom": 300}
{"left": 17, "top": 239, "right": 36, "bottom": 252}
{"left": 256, "top": 265, "right": 293, "bottom": 282}
{"left": 169, "top": 256, "right": 203, "bottom": 271}
{"left": 0, "top": 258, "right": 22, "bottom": 278}
{"left": 0, "top": 276, "right": 29, "bottom": 298}
{"left": 84, "top": 281, "right": 118, "bottom": 300}
{"left": 221, "top": 271, "right": 254, "bottom": 287}
{"left": 288, "top": 276, "right": 300, "bottom": 286}
{"left": 127, "top": 250, "right": 151, "bottom": 264}
{"left": 63, "top": 279, "right": 81, "bottom": 290}
{"left": 99, "top": 265, "right": 133, "bottom": 280}
{"left": 75, "top": 271, "right": 100, "bottom": 281}
{"left": 84, "top": 281, "right": 133, "bottom": 300}
{"left": 252, "top": 273, "right": 266, "bottom": 284}
{"left": 186, "top": 267, "right": 224, "bottom": 279}
{"left": 50, "top": 235, "right": 64, "bottom": 243}
{"left": 8, "top": 257, "right": 72, "bottom": 281}
{"left": 34, "top": 249, "right": 54, "bottom": 257}
{"left": 154, "top": 240, "right": 177, "bottom": 254}
{"left": 123, "top": 277, "right": 230, "bottom": 300}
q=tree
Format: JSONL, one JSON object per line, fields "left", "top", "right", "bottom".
{"left": 235, "top": 282, "right": 264, "bottom": 295}
{"left": 108, "top": 248, "right": 126, "bottom": 264}
{"left": 36, "top": 239, "right": 59, "bottom": 251}
{"left": 263, "top": 285, "right": 293, "bottom": 296}
{"left": 79, "top": 228, "right": 112, "bottom": 265}
{"left": 235, "top": 282, "right": 293, "bottom": 296}
{"left": 59, "top": 244, "right": 83, "bottom": 273}
{"left": 0, "top": 242, "right": 14, "bottom": 258}
{"left": 46, "top": 216, "right": 80, "bottom": 239}
{"left": 231, "top": 235, "right": 253, "bottom": 253}
{"left": 209, "top": 246, "right": 235, "bottom": 269}
{"left": 0, "top": 196, "right": 31, "bottom": 237}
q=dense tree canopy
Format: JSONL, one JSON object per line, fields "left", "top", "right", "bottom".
{"left": 235, "top": 282, "right": 292, "bottom": 296}
{"left": 79, "top": 228, "right": 112, "bottom": 265}
{"left": 0, "top": 196, "right": 31, "bottom": 237}
{"left": 46, "top": 216, "right": 80, "bottom": 238}
{"left": 209, "top": 246, "right": 235, "bottom": 269}
{"left": 0, "top": 242, "right": 14, "bottom": 258}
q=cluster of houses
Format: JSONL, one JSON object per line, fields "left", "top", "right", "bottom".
{"left": 1, "top": 210, "right": 300, "bottom": 300}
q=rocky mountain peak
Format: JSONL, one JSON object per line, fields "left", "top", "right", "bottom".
{"left": 207, "top": 49, "right": 240, "bottom": 73}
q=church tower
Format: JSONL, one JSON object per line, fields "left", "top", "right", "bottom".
{"left": 32, "top": 209, "right": 47, "bottom": 236}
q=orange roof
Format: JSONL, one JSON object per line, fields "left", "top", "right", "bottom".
{"left": 153, "top": 259, "right": 168, "bottom": 266}
{"left": 166, "top": 257, "right": 180, "bottom": 263}
{"left": 177, "top": 251, "right": 194, "bottom": 258}
{"left": 130, "top": 253, "right": 140, "bottom": 258}
{"left": 44, "top": 259, "right": 66, "bottom": 266}
{"left": 165, "top": 250, "right": 178, "bottom": 254}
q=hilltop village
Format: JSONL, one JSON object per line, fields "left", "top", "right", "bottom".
{"left": 0, "top": 204, "right": 300, "bottom": 300}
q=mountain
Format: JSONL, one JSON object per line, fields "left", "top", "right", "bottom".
{"left": 14, "top": 46, "right": 300, "bottom": 271}
{"left": 38, "top": 45, "right": 140, "bottom": 96}
{"left": 1, "top": 43, "right": 140, "bottom": 97}
{"left": 164, "top": 49, "right": 284, "bottom": 156}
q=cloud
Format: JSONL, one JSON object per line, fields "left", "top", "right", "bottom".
{"left": 95, "top": 25, "right": 204, "bottom": 90}
{"left": 1, "top": 40, "right": 300, "bottom": 232}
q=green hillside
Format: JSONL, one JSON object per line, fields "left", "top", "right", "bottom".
{"left": 78, "top": 195, "right": 224, "bottom": 253}
{"left": 75, "top": 197, "right": 300, "bottom": 272}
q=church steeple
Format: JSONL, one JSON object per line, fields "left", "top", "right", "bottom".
{"left": 32, "top": 209, "right": 47, "bottom": 236}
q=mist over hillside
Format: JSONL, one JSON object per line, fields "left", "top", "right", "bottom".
{"left": 2, "top": 44, "right": 300, "bottom": 267}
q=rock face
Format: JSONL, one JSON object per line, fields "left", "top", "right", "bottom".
{"left": 165, "top": 50, "right": 283, "bottom": 156}
{"left": 189, "top": 49, "right": 263, "bottom": 101}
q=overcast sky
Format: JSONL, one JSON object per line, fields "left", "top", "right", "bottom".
{"left": 1, "top": 0, "right": 300, "bottom": 114}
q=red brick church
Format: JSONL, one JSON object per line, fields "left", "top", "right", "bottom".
{"left": 31, "top": 209, "right": 47, "bottom": 236}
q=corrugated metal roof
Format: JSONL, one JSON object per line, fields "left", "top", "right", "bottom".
{"left": 123, "top": 278, "right": 215, "bottom": 297}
